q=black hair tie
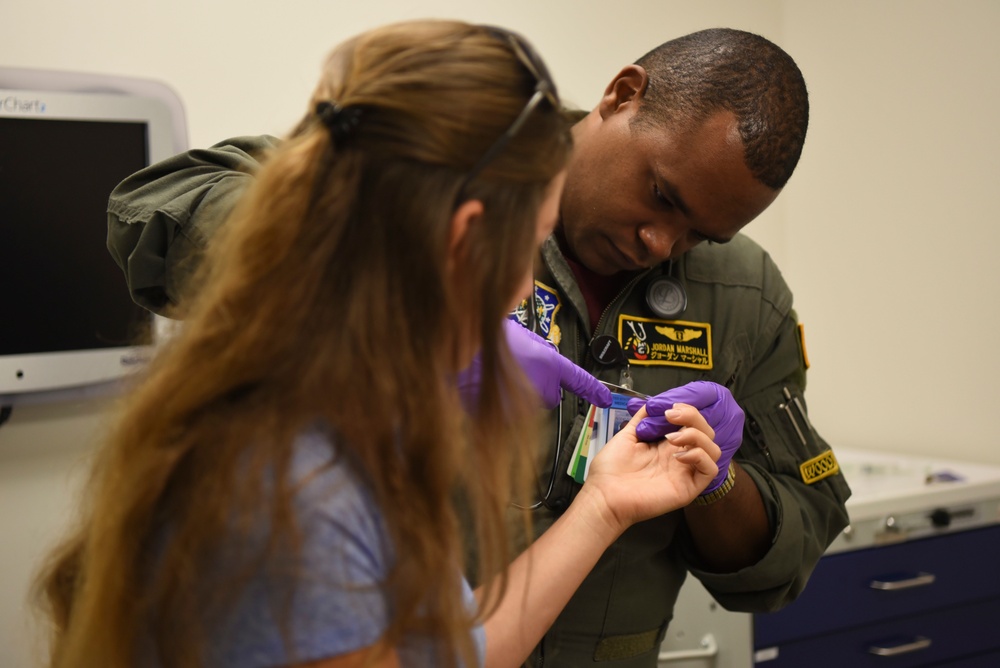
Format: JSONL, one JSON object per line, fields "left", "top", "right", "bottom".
{"left": 315, "top": 100, "right": 364, "bottom": 145}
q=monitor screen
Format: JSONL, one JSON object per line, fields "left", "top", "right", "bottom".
{"left": 0, "top": 87, "right": 176, "bottom": 397}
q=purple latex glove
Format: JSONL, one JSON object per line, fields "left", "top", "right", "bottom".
{"left": 458, "top": 319, "right": 613, "bottom": 410}
{"left": 626, "top": 381, "right": 744, "bottom": 493}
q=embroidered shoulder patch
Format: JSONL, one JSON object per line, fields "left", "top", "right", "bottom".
{"left": 800, "top": 450, "right": 840, "bottom": 485}
{"left": 618, "top": 315, "right": 712, "bottom": 369}
{"left": 512, "top": 280, "right": 562, "bottom": 346}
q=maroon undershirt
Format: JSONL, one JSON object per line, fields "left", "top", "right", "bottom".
{"left": 559, "top": 238, "right": 635, "bottom": 333}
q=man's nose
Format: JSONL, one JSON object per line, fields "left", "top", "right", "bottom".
{"left": 638, "top": 223, "right": 679, "bottom": 262}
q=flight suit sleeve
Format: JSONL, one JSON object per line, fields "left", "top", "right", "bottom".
{"left": 106, "top": 134, "right": 281, "bottom": 314}
{"left": 678, "top": 267, "right": 852, "bottom": 613}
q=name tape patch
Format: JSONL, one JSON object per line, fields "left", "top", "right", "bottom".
{"left": 618, "top": 315, "right": 712, "bottom": 369}
{"left": 800, "top": 450, "right": 840, "bottom": 485}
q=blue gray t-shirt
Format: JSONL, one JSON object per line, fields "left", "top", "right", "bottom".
{"left": 203, "top": 429, "right": 486, "bottom": 667}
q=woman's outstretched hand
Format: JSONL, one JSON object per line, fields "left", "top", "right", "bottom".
{"left": 579, "top": 404, "right": 720, "bottom": 534}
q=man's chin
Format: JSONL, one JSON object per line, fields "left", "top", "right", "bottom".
{"left": 586, "top": 255, "right": 635, "bottom": 278}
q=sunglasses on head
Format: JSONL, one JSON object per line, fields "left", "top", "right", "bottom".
{"left": 461, "top": 27, "right": 560, "bottom": 189}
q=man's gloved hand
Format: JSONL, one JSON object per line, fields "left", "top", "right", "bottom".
{"left": 458, "top": 319, "right": 612, "bottom": 410}
{"left": 626, "top": 381, "right": 744, "bottom": 493}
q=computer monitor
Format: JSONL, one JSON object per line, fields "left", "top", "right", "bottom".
{"left": 0, "top": 85, "right": 177, "bottom": 400}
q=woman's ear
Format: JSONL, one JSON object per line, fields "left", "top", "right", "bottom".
{"left": 447, "top": 199, "right": 486, "bottom": 367}
{"left": 447, "top": 198, "right": 484, "bottom": 271}
{"left": 598, "top": 64, "right": 649, "bottom": 120}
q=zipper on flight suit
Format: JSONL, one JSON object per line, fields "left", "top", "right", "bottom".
{"left": 583, "top": 271, "right": 651, "bottom": 389}
{"left": 590, "top": 271, "right": 650, "bottom": 342}
{"left": 746, "top": 416, "right": 774, "bottom": 470}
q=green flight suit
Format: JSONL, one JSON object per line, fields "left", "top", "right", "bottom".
{"left": 516, "top": 237, "right": 851, "bottom": 666}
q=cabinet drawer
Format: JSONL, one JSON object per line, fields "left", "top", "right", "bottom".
{"left": 755, "top": 524, "right": 1000, "bottom": 645}
{"left": 754, "top": 596, "right": 1000, "bottom": 667}
{"left": 942, "top": 648, "right": 1000, "bottom": 668}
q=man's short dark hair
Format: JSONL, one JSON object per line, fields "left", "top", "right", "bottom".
{"left": 633, "top": 28, "right": 808, "bottom": 189}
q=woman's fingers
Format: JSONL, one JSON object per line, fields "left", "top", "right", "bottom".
{"left": 672, "top": 445, "right": 720, "bottom": 483}
{"left": 665, "top": 402, "right": 714, "bottom": 439}
{"left": 663, "top": 404, "right": 722, "bottom": 462}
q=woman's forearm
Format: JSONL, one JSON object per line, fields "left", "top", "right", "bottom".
{"left": 477, "top": 487, "right": 620, "bottom": 668}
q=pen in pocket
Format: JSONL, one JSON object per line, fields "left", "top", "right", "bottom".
{"left": 783, "top": 386, "right": 813, "bottom": 432}
{"left": 779, "top": 397, "right": 808, "bottom": 445}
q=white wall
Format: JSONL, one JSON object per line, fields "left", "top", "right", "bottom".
{"left": 0, "top": 397, "right": 116, "bottom": 668}
{"left": 2, "top": 0, "right": 998, "bottom": 666}
{"left": 779, "top": 0, "right": 1000, "bottom": 461}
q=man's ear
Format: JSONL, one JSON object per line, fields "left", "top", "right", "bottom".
{"left": 598, "top": 65, "right": 649, "bottom": 120}
{"left": 447, "top": 199, "right": 484, "bottom": 269}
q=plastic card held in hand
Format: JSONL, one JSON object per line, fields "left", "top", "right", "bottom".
{"left": 568, "top": 393, "right": 633, "bottom": 483}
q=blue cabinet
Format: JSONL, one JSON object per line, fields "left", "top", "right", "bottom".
{"left": 753, "top": 524, "right": 1000, "bottom": 666}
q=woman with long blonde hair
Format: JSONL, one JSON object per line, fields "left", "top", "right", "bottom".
{"left": 35, "top": 20, "right": 720, "bottom": 668}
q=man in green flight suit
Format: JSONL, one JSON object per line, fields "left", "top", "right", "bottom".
{"left": 107, "top": 27, "right": 850, "bottom": 667}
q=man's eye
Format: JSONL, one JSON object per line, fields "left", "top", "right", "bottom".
{"left": 653, "top": 184, "right": 673, "bottom": 208}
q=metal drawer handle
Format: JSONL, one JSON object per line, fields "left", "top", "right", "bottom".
{"left": 657, "top": 634, "right": 718, "bottom": 662}
{"left": 869, "top": 572, "right": 936, "bottom": 590}
{"left": 869, "top": 636, "right": 932, "bottom": 656}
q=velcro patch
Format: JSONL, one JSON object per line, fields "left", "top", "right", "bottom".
{"left": 800, "top": 450, "right": 840, "bottom": 485}
{"left": 798, "top": 323, "right": 810, "bottom": 369}
{"left": 594, "top": 626, "right": 663, "bottom": 661}
{"left": 618, "top": 315, "right": 712, "bottom": 369}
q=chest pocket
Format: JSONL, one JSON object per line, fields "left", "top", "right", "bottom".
{"left": 628, "top": 330, "right": 751, "bottom": 397}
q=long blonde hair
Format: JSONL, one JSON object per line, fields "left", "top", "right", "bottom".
{"left": 36, "top": 20, "right": 571, "bottom": 668}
